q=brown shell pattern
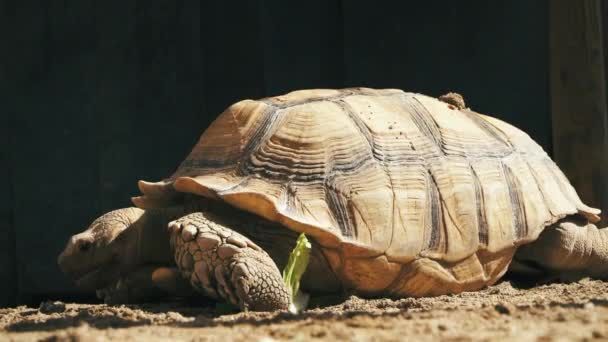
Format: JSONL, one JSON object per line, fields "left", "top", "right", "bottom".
{"left": 133, "top": 88, "right": 600, "bottom": 264}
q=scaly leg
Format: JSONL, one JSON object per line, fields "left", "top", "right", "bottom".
{"left": 514, "top": 216, "right": 608, "bottom": 280}
{"left": 169, "top": 212, "right": 290, "bottom": 311}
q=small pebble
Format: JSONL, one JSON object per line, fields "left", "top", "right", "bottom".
{"left": 166, "top": 311, "right": 194, "bottom": 323}
{"left": 494, "top": 303, "right": 515, "bottom": 315}
{"left": 39, "top": 300, "right": 66, "bottom": 314}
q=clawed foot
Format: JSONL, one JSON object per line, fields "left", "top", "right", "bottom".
{"left": 169, "top": 212, "right": 291, "bottom": 311}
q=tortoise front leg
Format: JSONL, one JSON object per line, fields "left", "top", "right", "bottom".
{"left": 169, "top": 212, "right": 291, "bottom": 311}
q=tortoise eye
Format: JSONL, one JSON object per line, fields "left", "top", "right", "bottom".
{"left": 79, "top": 241, "right": 92, "bottom": 252}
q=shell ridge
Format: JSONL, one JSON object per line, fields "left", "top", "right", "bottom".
{"left": 438, "top": 179, "right": 468, "bottom": 255}
{"left": 323, "top": 176, "right": 354, "bottom": 238}
{"left": 176, "top": 101, "right": 261, "bottom": 173}
{"left": 522, "top": 159, "right": 554, "bottom": 218}
{"left": 399, "top": 95, "right": 444, "bottom": 152}
{"left": 409, "top": 95, "right": 488, "bottom": 256}
{"left": 332, "top": 99, "right": 376, "bottom": 153}
{"left": 330, "top": 96, "right": 398, "bottom": 251}
{"left": 544, "top": 160, "right": 601, "bottom": 220}
{"left": 544, "top": 159, "right": 581, "bottom": 206}
{"left": 305, "top": 99, "right": 366, "bottom": 239}
{"left": 259, "top": 90, "right": 351, "bottom": 109}
{"left": 395, "top": 94, "right": 456, "bottom": 258}
{"left": 461, "top": 110, "right": 514, "bottom": 150}
{"left": 259, "top": 88, "right": 389, "bottom": 109}
{"left": 349, "top": 199, "right": 370, "bottom": 242}
{"left": 469, "top": 166, "right": 489, "bottom": 247}
{"left": 238, "top": 106, "right": 287, "bottom": 176}
{"left": 336, "top": 96, "right": 399, "bottom": 254}
{"left": 215, "top": 175, "right": 252, "bottom": 196}
{"left": 501, "top": 161, "right": 527, "bottom": 239}
{"left": 425, "top": 170, "right": 445, "bottom": 254}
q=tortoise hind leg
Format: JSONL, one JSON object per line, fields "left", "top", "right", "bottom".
{"left": 513, "top": 216, "right": 608, "bottom": 280}
{"left": 169, "top": 212, "right": 290, "bottom": 311}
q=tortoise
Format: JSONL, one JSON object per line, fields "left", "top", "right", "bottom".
{"left": 58, "top": 88, "right": 608, "bottom": 311}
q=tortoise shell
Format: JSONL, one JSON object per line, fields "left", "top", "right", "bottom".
{"left": 134, "top": 88, "right": 600, "bottom": 295}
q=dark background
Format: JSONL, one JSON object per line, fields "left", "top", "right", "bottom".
{"left": 1, "top": 0, "right": 606, "bottom": 306}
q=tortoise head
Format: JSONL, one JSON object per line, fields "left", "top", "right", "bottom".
{"left": 58, "top": 207, "right": 146, "bottom": 291}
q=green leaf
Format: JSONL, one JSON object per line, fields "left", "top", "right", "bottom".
{"left": 282, "top": 233, "right": 312, "bottom": 313}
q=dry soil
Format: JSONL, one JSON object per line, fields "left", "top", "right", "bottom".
{"left": 1, "top": 278, "right": 608, "bottom": 341}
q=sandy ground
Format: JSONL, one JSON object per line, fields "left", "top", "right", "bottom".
{"left": 1, "top": 278, "right": 608, "bottom": 341}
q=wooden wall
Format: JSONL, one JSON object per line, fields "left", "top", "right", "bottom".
{"left": 1, "top": 0, "right": 551, "bottom": 305}
{"left": 550, "top": 0, "right": 608, "bottom": 222}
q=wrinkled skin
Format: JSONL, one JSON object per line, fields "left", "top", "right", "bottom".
{"left": 58, "top": 208, "right": 182, "bottom": 302}
{"left": 58, "top": 208, "right": 146, "bottom": 290}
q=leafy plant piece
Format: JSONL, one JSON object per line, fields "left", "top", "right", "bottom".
{"left": 282, "top": 233, "right": 312, "bottom": 313}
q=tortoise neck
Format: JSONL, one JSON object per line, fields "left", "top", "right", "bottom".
{"left": 132, "top": 206, "right": 188, "bottom": 265}
{"left": 131, "top": 198, "right": 216, "bottom": 264}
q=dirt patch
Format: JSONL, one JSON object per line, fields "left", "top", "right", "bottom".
{"left": 2, "top": 279, "right": 608, "bottom": 341}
